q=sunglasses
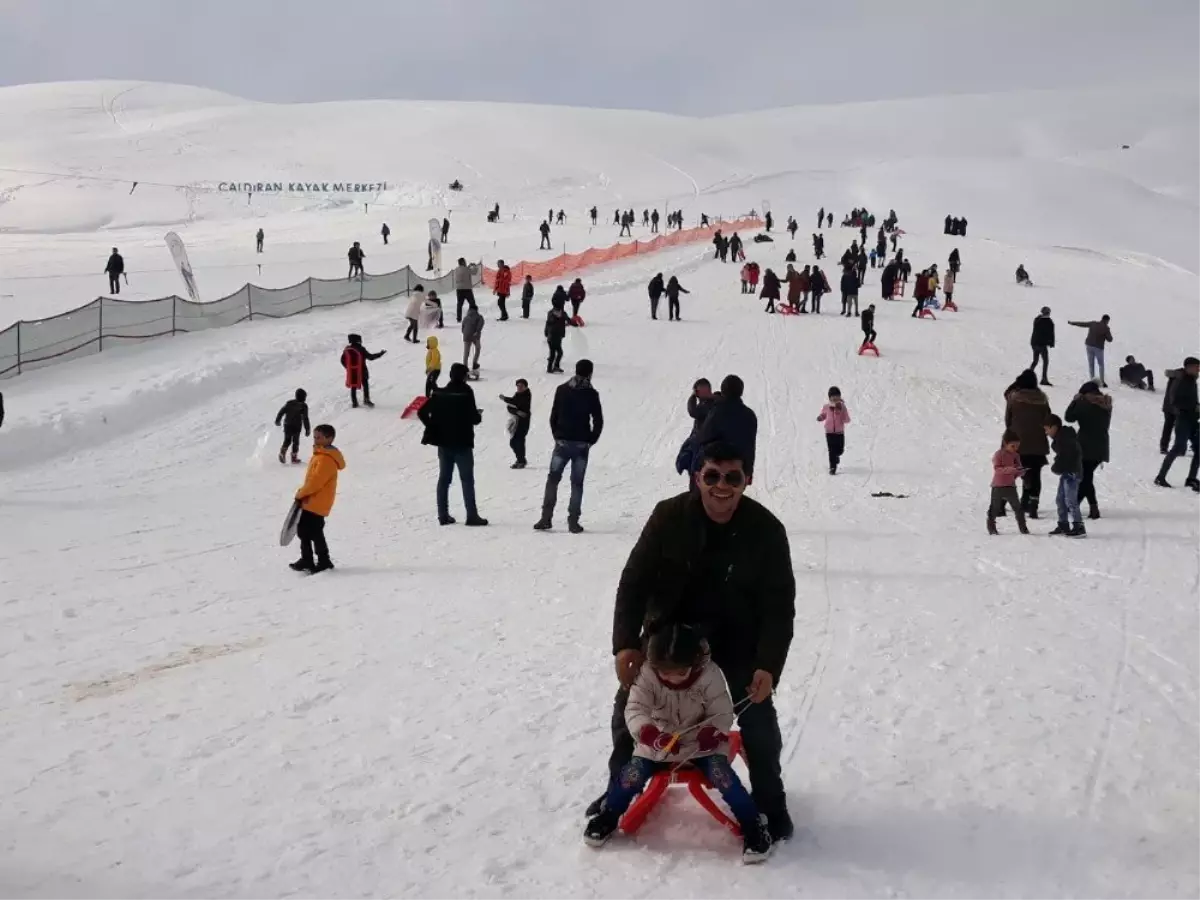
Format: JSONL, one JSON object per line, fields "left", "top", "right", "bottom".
{"left": 700, "top": 468, "right": 746, "bottom": 487}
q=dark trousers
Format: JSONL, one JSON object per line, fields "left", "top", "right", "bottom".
{"left": 404, "top": 318, "right": 418, "bottom": 342}
{"left": 510, "top": 425, "right": 528, "bottom": 465}
{"left": 383, "top": 234, "right": 389, "bottom": 244}
{"left": 1158, "top": 418, "right": 1200, "bottom": 483}
{"left": 988, "top": 486, "right": 1026, "bottom": 526}
{"left": 607, "top": 663, "right": 786, "bottom": 815}
{"left": 540, "top": 234, "right": 552, "bottom": 249}
{"left": 547, "top": 338, "right": 563, "bottom": 372}
{"left": 437, "top": 447, "right": 478, "bottom": 520}
{"left": 108, "top": 274, "right": 121, "bottom": 294}
{"left": 912, "top": 297, "right": 925, "bottom": 316}
{"left": 825, "top": 432, "right": 845, "bottom": 468}
{"left": 455, "top": 289, "right": 473, "bottom": 321}
{"left": 349, "top": 264, "right": 363, "bottom": 279}
{"left": 1031, "top": 345, "right": 1050, "bottom": 382}
{"left": 424, "top": 369, "right": 440, "bottom": 397}
{"left": 1078, "top": 459, "right": 1101, "bottom": 511}
{"left": 571, "top": 299, "right": 582, "bottom": 319}
{"left": 350, "top": 378, "right": 371, "bottom": 407}
{"left": 668, "top": 297, "right": 680, "bottom": 320}
{"left": 811, "top": 292, "right": 822, "bottom": 313}
{"left": 650, "top": 295, "right": 660, "bottom": 319}
{"left": 1156, "top": 412, "right": 1176, "bottom": 453}
{"left": 603, "top": 755, "right": 759, "bottom": 827}
{"left": 861, "top": 329, "right": 877, "bottom": 346}
{"left": 256, "top": 239, "right": 263, "bottom": 252}
{"left": 541, "top": 440, "right": 589, "bottom": 522}
{"left": 280, "top": 429, "right": 301, "bottom": 457}
{"left": 297, "top": 510, "right": 330, "bottom": 566}
{"left": 497, "top": 294, "right": 509, "bottom": 320}
{"left": 1019, "top": 455, "right": 1046, "bottom": 503}
{"left": 521, "top": 295, "right": 532, "bottom": 319}
{"left": 763, "top": 296, "right": 775, "bottom": 313}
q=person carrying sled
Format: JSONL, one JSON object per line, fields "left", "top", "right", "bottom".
{"left": 665, "top": 275, "right": 689, "bottom": 321}
{"left": 289, "top": 424, "right": 345, "bottom": 574}
{"left": 583, "top": 622, "right": 774, "bottom": 863}
{"left": 275, "top": 388, "right": 311, "bottom": 464}
{"left": 341, "top": 333, "right": 386, "bottom": 408}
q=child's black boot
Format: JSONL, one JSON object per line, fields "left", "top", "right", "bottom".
{"left": 741, "top": 814, "right": 774, "bottom": 864}
{"left": 583, "top": 809, "right": 620, "bottom": 848}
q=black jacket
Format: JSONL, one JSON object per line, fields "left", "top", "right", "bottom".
{"left": 612, "top": 491, "right": 796, "bottom": 682}
{"left": 545, "top": 307, "right": 571, "bottom": 341}
{"left": 697, "top": 396, "right": 758, "bottom": 477}
{"left": 549, "top": 376, "right": 603, "bottom": 444}
{"left": 1064, "top": 394, "right": 1112, "bottom": 463}
{"left": 275, "top": 399, "right": 311, "bottom": 434}
{"left": 1030, "top": 315, "right": 1055, "bottom": 348}
{"left": 687, "top": 394, "right": 715, "bottom": 439}
{"left": 348, "top": 246, "right": 364, "bottom": 264}
{"left": 861, "top": 308, "right": 875, "bottom": 331}
{"left": 1163, "top": 369, "right": 1182, "bottom": 413}
{"left": 648, "top": 274, "right": 664, "bottom": 300}
{"left": 418, "top": 380, "right": 481, "bottom": 449}
{"left": 501, "top": 389, "right": 532, "bottom": 436}
{"left": 665, "top": 278, "right": 688, "bottom": 301}
{"left": 1050, "top": 425, "right": 1083, "bottom": 476}
{"left": 1118, "top": 361, "right": 1147, "bottom": 384}
{"left": 521, "top": 281, "right": 534, "bottom": 301}
{"left": 105, "top": 253, "right": 124, "bottom": 275}
{"left": 881, "top": 261, "right": 898, "bottom": 290}
{"left": 1171, "top": 372, "right": 1200, "bottom": 420}
{"left": 840, "top": 269, "right": 859, "bottom": 293}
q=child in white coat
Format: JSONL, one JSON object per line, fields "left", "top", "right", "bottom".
{"left": 583, "top": 623, "right": 773, "bottom": 863}
{"left": 404, "top": 285, "right": 425, "bottom": 343}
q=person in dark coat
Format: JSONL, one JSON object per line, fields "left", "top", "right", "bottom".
{"left": 545, "top": 293, "right": 573, "bottom": 373}
{"left": 1118, "top": 356, "right": 1155, "bottom": 391}
{"left": 647, "top": 273, "right": 665, "bottom": 320}
{"left": 539, "top": 220, "right": 552, "bottom": 250}
{"left": 340, "top": 333, "right": 386, "bottom": 408}
{"left": 535, "top": 359, "right": 603, "bottom": 533}
{"left": 860, "top": 304, "right": 876, "bottom": 348}
{"left": 105, "top": 248, "right": 125, "bottom": 294}
{"left": 1030, "top": 306, "right": 1056, "bottom": 386}
{"left": 665, "top": 276, "right": 689, "bottom": 321}
{"left": 1045, "top": 414, "right": 1085, "bottom": 536}
{"left": 1064, "top": 381, "right": 1112, "bottom": 519}
{"left": 597, "top": 439, "right": 796, "bottom": 842}
{"left": 810, "top": 266, "right": 829, "bottom": 313}
{"left": 839, "top": 266, "right": 860, "bottom": 317}
{"left": 256, "top": 228, "right": 265, "bottom": 253}
{"left": 760, "top": 268, "right": 781, "bottom": 313}
{"left": 520, "top": 275, "right": 534, "bottom": 319}
{"left": 1155, "top": 356, "right": 1200, "bottom": 490}
{"left": 944, "top": 215, "right": 952, "bottom": 235}
{"left": 687, "top": 378, "right": 715, "bottom": 439}
{"left": 500, "top": 378, "right": 532, "bottom": 468}
{"left": 948, "top": 247, "right": 961, "bottom": 275}
{"left": 697, "top": 375, "right": 758, "bottom": 479}
{"left": 347, "top": 242, "right": 365, "bottom": 279}
{"left": 274, "top": 388, "right": 311, "bottom": 464}
{"left": 381, "top": 223, "right": 390, "bottom": 244}
{"left": 1004, "top": 369, "right": 1052, "bottom": 517}
{"left": 441, "top": 217, "right": 451, "bottom": 242}
{"left": 418, "top": 363, "right": 487, "bottom": 526}
{"left": 1161, "top": 368, "right": 1182, "bottom": 453}
{"left": 568, "top": 278, "right": 587, "bottom": 319}
{"left": 880, "top": 259, "right": 899, "bottom": 299}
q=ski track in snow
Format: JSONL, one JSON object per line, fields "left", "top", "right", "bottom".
{"left": 0, "top": 81, "right": 1198, "bottom": 899}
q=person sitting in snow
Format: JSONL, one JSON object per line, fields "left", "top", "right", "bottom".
{"left": 1016, "top": 264, "right": 1032, "bottom": 285}
{"left": 1119, "top": 355, "right": 1155, "bottom": 391}
{"left": 582, "top": 623, "right": 774, "bottom": 863}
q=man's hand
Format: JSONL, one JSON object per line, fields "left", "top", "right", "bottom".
{"left": 748, "top": 669, "right": 774, "bottom": 703}
{"left": 615, "top": 649, "right": 645, "bottom": 687}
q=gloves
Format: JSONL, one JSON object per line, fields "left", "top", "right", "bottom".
{"left": 697, "top": 726, "right": 728, "bottom": 753}
{"left": 638, "top": 725, "right": 680, "bottom": 754}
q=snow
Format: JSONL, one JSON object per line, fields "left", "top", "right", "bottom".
{"left": 0, "top": 79, "right": 1198, "bottom": 898}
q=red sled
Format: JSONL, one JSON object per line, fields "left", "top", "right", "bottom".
{"left": 858, "top": 341, "right": 880, "bottom": 356}
{"left": 776, "top": 305, "right": 798, "bottom": 316}
{"left": 401, "top": 395, "right": 428, "bottom": 419}
{"left": 918, "top": 307, "right": 937, "bottom": 320}
{"left": 620, "top": 732, "right": 746, "bottom": 838}
{"left": 572, "top": 315, "right": 586, "bottom": 327}
{"left": 890, "top": 283, "right": 906, "bottom": 299}
{"left": 943, "top": 300, "right": 958, "bottom": 312}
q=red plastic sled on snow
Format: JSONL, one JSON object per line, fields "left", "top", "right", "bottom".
{"left": 401, "top": 395, "right": 428, "bottom": 419}
{"left": 619, "top": 732, "right": 746, "bottom": 837}
{"left": 776, "top": 305, "right": 799, "bottom": 316}
{"left": 572, "top": 315, "right": 586, "bottom": 327}
{"left": 858, "top": 341, "right": 880, "bottom": 356}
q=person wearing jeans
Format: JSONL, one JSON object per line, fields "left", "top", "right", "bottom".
{"left": 1045, "top": 414, "right": 1086, "bottom": 537}
{"left": 535, "top": 359, "right": 603, "bottom": 533}
{"left": 1156, "top": 357, "right": 1200, "bottom": 490}
{"left": 417, "top": 363, "right": 488, "bottom": 526}
{"left": 1068, "top": 315, "right": 1113, "bottom": 387}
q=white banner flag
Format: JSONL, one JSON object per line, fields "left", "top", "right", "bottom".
{"left": 427, "top": 217, "right": 442, "bottom": 274}
{"left": 164, "top": 231, "right": 201, "bottom": 302}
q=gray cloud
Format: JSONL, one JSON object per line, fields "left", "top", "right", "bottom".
{"left": 0, "top": 0, "right": 1195, "bottom": 114}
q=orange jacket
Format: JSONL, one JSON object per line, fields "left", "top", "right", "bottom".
{"left": 295, "top": 445, "right": 346, "bottom": 516}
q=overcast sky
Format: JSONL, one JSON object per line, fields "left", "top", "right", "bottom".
{"left": 0, "top": 0, "right": 1195, "bottom": 115}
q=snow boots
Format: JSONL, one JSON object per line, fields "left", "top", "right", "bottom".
{"left": 583, "top": 810, "right": 620, "bottom": 847}
{"left": 741, "top": 815, "right": 775, "bottom": 865}
{"left": 1049, "top": 521, "right": 1087, "bottom": 538}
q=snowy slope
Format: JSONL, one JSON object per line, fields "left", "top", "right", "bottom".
{"left": 0, "top": 81, "right": 1198, "bottom": 898}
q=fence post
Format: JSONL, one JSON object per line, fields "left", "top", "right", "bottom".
{"left": 406, "top": 267, "right": 411, "bottom": 296}
{"left": 634, "top": 240, "right": 638, "bottom": 255}
{"left": 307, "top": 278, "right": 314, "bottom": 311}
{"left": 98, "top": 298, "right": 104, "bottom": 353}
{"left": 16, "top": 322, "right": 21, "bottom": 375}
{"left": 358, "top": 273, "right": 364, "bottom": 302}
{"left": 248, "top": 286, "right": 254, "bottom": 321}
{"left": 172, "top": 295, "right": 177, "bottom": 335}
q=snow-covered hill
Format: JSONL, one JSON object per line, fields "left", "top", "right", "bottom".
{"left": 0, "top": 81, "right": 1196, "bottom": 898}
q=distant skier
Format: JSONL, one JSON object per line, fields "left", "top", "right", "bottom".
{"left": 665, "top": 275, "right": 689, "bottom": 321}
{"left": 494, "top": 260, "right": 513, "bottom": 321}
{"left": 520, "top": 275, "right": 534, "bottom": 319}
{"left": 381, "top": 223, "right": 390, "bottom": 245}
{"left": 540, "top": 219, "right": 552, "bottom": 250}
{"left": 647, "top": 272, "right": 665, "bottom": 320}
{"left": 418, "top": 362, "right": 488, "bottom": 527}
{"left": 341, "top": 333, "right": 385, "bottom": 408}
{"left": 817, "top": 387, "right": 850, "bottom": 474}
{"left": 256, "top": 228, "right": 264, "bottom": 253}
{"left": 289, "top": 423, "right": 344, "bottom": 574}
{"left": 1030, "top": 307, "right": 1055, "bottom": 385}
{"left": 347, "top": 242, "right": 365, "bottom": 280}
{"left": 500, "top": 378, "right": 532, "bottom": 469}
{"left": 104, "top": 247, "right": 124, "bottom": 294}
{"left": 274, "top": 388, "right": 311, "bottom": 464}
{"left": 534, "top": 359, "right": 604, "bottom": 533}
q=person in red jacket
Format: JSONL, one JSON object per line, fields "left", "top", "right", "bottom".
{"left": 568, "top": 278, "right": 587, "bottom": 320}
{"left": 494, "top": 260, "right": 513, "bottom": 321}
{"left": 911, "top": 269, "right": 930, "bottom": 317}
{"left": 340, "top": 333, "right": 386, "bottom": 408}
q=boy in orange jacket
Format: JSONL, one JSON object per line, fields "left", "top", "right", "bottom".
{"left": 290, "top": 424, "right": 346, "bottom": 574}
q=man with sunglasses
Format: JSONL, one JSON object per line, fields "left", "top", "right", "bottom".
{"left": 589, "top": 441, "right": 797, "bottom": 842}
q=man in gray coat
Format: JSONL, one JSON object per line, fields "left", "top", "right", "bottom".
{"left": 461, "top": 304, "right": 484, "bottom": 374}
{"left": 453, "top": 258, "right": 476, "bottom": 322}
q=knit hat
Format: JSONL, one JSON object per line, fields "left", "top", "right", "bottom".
{"left": 1079, "top": 381, "right": 1100, "bottom": 395}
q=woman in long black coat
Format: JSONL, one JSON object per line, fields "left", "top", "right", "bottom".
{"left": 1064, "top": 380, "right": 1112, "bottom": 519}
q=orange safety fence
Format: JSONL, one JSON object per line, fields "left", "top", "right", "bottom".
{"left": 481, "top": 217, "right": 764, "bottom": 287}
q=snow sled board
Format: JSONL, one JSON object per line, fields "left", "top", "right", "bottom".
{"left": 571, "top": 315, "right": 586, "bottom": 327}
{"left": 280, "top": 500, "right": 302, "bottom": 546}
{"left": 401, "top": 395, "right": 428, "bottom": 419}
{"left": 776, "top": 305, "right": 798, "bottom": 316}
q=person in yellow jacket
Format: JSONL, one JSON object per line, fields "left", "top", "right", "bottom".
{"left": 425, "top": 335, "right": 442, "bottom": 397}
{"left": 290, "top": 423, "right": 346, "bottom": 574}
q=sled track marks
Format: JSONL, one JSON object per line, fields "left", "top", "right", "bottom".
{"left": 783, "top": 532, "right": 834, "bottom": 767}
{"left": 69, "top": 637, "right": 265, "bottom": 701}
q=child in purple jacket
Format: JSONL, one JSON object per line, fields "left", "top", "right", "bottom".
{"left": 817, "top": 386, "right": 851, "bottom": 474}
